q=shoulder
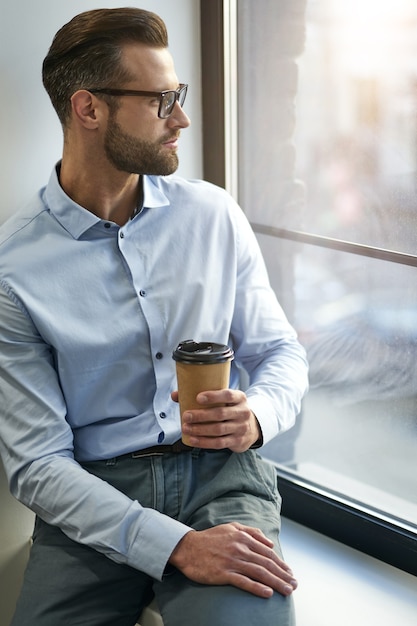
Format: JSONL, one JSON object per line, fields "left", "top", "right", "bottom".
{"left": 147, "top": 175, "right": 249, "bottom": 235}
{"left": 147, "top": 175, "right": 257, "bottom": 253}
{"left": 0, "top": 189, "right": 48, "bottom": 249}
{"left": 0, "top": 190, "right": 49, "bottom": 283}
{"left": 150, "top": 174, "right": 235, "bottom": 209}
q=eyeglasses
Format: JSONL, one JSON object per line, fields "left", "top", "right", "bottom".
{"left": 86, "top": 83, "right": 188, "bottom": 119}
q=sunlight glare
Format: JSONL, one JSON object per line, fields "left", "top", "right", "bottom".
{"left": 328, "top": 0, "right": 414, "bottom": 76}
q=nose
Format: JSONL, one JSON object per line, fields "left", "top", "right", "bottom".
{"left": 168, "top": 100, "right": 191, "bottom": 129}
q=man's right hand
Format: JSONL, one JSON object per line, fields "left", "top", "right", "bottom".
{"left": 168, "top": 522, "right": 298, "bottom": 598}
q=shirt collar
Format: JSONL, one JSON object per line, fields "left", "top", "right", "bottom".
{"left": 143, "top": 175, "right": 171, "bottom": 210}
{"left": 44, "top": 164, "right": 170, "bottom": 239}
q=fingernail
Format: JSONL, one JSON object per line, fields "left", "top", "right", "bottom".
{"left": 198, "top": 394, "right": 208, "bottom": 403}
{"left": 284, "top": 584, "right": 294, "bottom": 595}
{"left": 262, "top": 587, "right": 273, "bottom": 598}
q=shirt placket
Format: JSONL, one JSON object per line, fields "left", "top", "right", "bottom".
{"left": 117, "top": 222, "right": 178, "bottom": 445}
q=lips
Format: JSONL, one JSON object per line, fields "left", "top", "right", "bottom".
{"left": 162, "top": 134, "right": 180, "bottom": 147}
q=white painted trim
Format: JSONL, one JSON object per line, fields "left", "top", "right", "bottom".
{"left": 223, "top": 0, "right": 239, "bottom": 201}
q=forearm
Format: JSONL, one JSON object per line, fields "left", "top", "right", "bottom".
{"left": 7, "top": 451, "right": 190, "bottom": 579}
{"left": 244, "top": 336, "right": 309, "bottom": 444}
{"left": 231, "top": 208, "right": 309, "bottom": 444}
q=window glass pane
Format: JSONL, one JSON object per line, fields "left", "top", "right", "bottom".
{"left": 258, "top": 234, "right": 417, "bottom": 527}
{"left": 238, "top": 0, "right": 417, "bottom": 255}
{"left": 237, "top": 0, "right": 417, "bottom": 530}
{"left": 294, "top": 0, "right": 417, "bottom": 253}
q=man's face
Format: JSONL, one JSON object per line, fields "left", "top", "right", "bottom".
{"left": 103, "top": 44, "right": 190, "bottom": 176}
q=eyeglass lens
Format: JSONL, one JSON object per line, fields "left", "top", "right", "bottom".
{"left": 160, "top": 85, "right": 187, "bottom": 118}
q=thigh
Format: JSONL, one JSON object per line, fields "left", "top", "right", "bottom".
{"left": 154, "top": 570, "right": 295, "bottom": 626}
{"left": 180, "top": 449, "right": 283, "bottom": 544}
{"left": 11, "top": 517, "right": 153, "bottom": 626}
{"left": 155, "top": 450, "right": 294, "bottom": 626}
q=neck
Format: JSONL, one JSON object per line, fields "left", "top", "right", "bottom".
{"left": 59, "top": 153, "right": 142, "bottom": 226}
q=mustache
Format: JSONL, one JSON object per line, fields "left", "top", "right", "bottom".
{"left": 161, "top": 132, "right": 180, "bottom": 143}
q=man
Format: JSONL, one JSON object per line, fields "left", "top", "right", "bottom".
{"left": 0, "top": 8, "right": 308, "bottom": 626}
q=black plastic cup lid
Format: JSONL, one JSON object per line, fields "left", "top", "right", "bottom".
{"left": 172, "top": 340, "right": 234, "bottom": 364}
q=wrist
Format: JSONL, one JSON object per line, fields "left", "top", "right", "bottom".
{"left": 168, "top": 529, "right": 196, "bottom": 568}
{"left": 250, "top": 412, "right": 263, "bottom": 448}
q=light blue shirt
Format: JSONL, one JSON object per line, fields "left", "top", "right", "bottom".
{"left": 0, "top": 165, "right": 308, "bottom": 579}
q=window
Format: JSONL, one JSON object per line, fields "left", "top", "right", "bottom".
{"left": 201, "top": 0, "right": 417, "bottom": 575}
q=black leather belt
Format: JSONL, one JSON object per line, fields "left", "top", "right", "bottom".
{"left": 128, "top": 440, "right": 192, "bottom": 458}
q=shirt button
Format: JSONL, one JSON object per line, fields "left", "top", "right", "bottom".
{"left": 139, "top": 290, "right": 146, "bottom": 297}
{"left": 104, "top": 222, "right": 111, "bottom": 229}
{"left": 155, "top": 352, "right": 163, "bottom": 360}
{"left": 158, "top": 432, "right": 165, "bottom": 443}
{"left": 120, "top": 231, "right": 125, "bottom": 238}
{"left": 159, "top": 412, "right": 167, "bottom": 419}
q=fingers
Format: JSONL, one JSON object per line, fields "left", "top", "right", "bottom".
{"left": 236, "top": 524, "right": 298, "bottom": 595}
{"left": 236, "top": 523, "right": 275, "bottom": 548}
{"left": 197, "top": 388, "right": 243, "bottom": 405}
{"left": 172, "top": 389, "right": 256, "bottom": 450}
{"left": 181, "top": 417, "right": 251, "bottom": 451}
{"left": 181, "top": 397, "right": 260, "bottom": 451}
{"left": 227, "top": 559, "right": 297, "bottom": 598}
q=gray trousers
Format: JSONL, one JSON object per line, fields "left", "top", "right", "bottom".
{"left": 11, "top": 448, "right": 295, "bottom": 626}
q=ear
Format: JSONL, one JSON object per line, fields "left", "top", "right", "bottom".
{"left": 70, "top": 90, "right": 104, "bottom": 130}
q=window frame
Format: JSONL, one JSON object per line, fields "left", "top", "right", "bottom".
{"left": 200, "top": 0, "right": 417, "bottom": 577}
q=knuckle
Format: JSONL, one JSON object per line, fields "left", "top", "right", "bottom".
{"left": 223, "top": 388, "right": 236, "bottom": 403}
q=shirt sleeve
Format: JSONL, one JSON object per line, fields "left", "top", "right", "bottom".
{"left": 0, "top": 282, "right": 189, "bottom": 580}
{"left": 229, "top": 204, "right": 309, "bottom": 444}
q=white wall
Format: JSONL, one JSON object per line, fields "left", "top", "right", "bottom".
{"left": 0, "top": 2, "right": 201, "bottom": 624}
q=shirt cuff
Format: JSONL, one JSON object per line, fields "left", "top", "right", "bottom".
{"left": 247, "top": 395, "right": 280, "bottom": 446}
{"left": 127, "top": 509, "right": 191, "bottom": 580}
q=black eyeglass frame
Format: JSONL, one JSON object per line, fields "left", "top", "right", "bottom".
{"left": 86, "top": 83, "right": 188, "bottom": 119}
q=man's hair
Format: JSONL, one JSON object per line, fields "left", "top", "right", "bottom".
{"left": 42, "top": 7, "right": 168, "bottom": 127}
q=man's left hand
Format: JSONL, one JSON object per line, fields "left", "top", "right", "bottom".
{"left": 171, "top": 389, "right": 261, "bottom": 452}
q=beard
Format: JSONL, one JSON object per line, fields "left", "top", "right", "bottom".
{"left": 104, "top": 114, "right": 179, "bottom": 176}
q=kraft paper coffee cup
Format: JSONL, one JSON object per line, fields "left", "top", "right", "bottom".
{"left": 172, "top": 340, "right": 234, "bottom": 446}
